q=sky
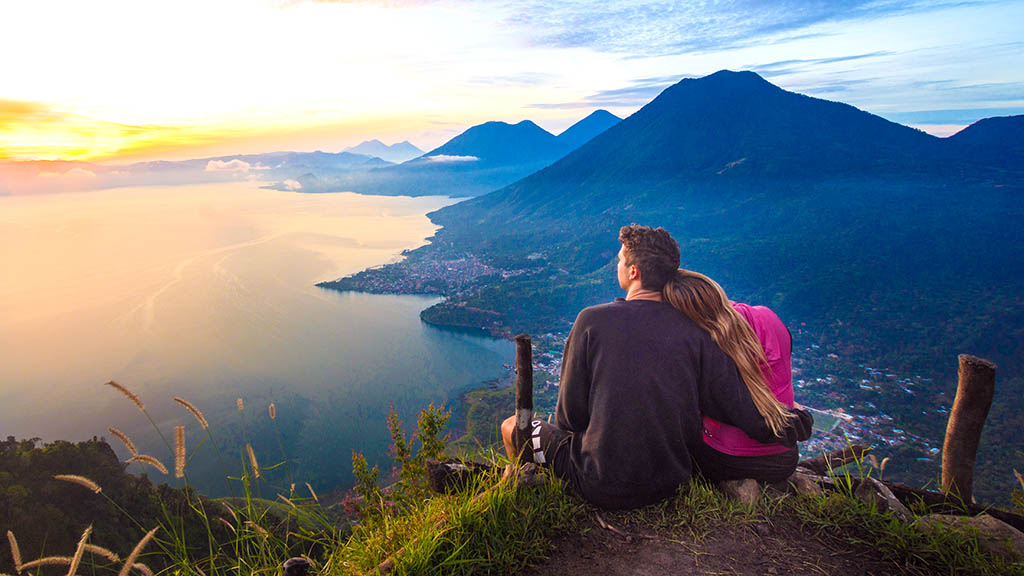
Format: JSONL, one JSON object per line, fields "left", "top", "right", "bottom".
{"left": 1, "top": 0, "right": 1022, "bottom": 163}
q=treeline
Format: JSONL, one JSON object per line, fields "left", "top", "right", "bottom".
{"left": 0, "top": 437, "right": 228, "bottom": 573}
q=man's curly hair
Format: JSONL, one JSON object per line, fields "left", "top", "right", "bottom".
{"left": 619, "top": 224, "right": 680, "bottom": 291}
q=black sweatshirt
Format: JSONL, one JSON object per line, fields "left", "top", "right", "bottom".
{"left": 554, "top": 298, "right": 790, "bottom": 509}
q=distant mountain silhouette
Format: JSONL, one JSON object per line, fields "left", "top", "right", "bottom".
{"left": 949, "top": 115, "right": 1024, "bottom": 160}
{"left": 556, "top": 109, "right": 621, "bottom": 151}
{"left": 340, "top": 115, "right": 610, "bottom": 197}
{"left": 422, "top": 120, "right": 568, "bottom": 165}
{"left": 436, "top": 70, "right": 1017, "bottom": 223}
{"left": 344, "top": 139, "right": 424, "bottom": 163}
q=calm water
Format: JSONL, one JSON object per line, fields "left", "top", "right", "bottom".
{"left": 0, "top": 183, "right": 513, "bottom": 495}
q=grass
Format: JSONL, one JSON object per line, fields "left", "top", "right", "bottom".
{"left": 6, "top": 384, "right": 1023, "bottom": 576}
{"left": 328, "top": 459, "right": 581, "bottom": 575}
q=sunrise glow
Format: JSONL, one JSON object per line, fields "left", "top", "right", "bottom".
{"left": 2, "top": 0, "right": 1022, "bottom": 163}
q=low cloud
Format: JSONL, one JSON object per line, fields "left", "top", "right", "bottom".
{"left": 205, "top": 159, "right": 270, "bottom": 173}
{"left": 283, "top": 179, "right": 303, "bottom": 190}
{"left": 38, "top": 167, "right": 97, "bottom": 179}
{"left": 426, "top": 154, "right": 478, "bottom": 163}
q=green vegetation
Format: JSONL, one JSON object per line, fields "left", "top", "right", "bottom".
{"left": 5, "top": 387, "right": 1022, "bottom": 575}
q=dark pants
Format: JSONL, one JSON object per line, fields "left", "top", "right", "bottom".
{"left": 691, "top": 441, "right": 798, "bottom": 483}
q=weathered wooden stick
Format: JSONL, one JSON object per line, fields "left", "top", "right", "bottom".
{"left": 797, "top": 444, "right": 870, "bottom": 475}
{"left": 514, "top": 333, "right": 534, "bottom": 465}
{"left": 941, "top": 354, "right": 996, "bottom": 501}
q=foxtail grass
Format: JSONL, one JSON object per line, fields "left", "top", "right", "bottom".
{"left": 175, "top": 425, "right": 186, "bottom": 479}
{"left": 174, "top": 396, "right": 209, "bottom": 429}
{"left": 118, "top": 527, "right": 158, "bottom": 576}
{"left": 108, "top": 427, "right": 139, "bottom": 456}
{"left": 105, "top": 380, "right": 145, "bottom": 412}
{"left": 67, "top": 525, "right": 93, "bottom": 576}
{"left": 127, "top": 454, "right": 169, "bottom": 475}
{"left": 54, "top": 474, "right": 103, "bottom": 493}
{"left": 246, "top": 444, "right": 261, "bottom": 479}
{"left": 6, "top": 531, "right": 21, "bottom": 572}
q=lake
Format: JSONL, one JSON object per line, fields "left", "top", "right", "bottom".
{"left": 0, "top": 182, "right": 514, "bottom": 495}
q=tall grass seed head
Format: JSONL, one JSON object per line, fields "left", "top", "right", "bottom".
{"left": 53, "top": 474, "right": 102, "bottom": 494}
{"left": 105, "top": 380, "right": 145, "bottom": 412}
{"left": 174, "top": 425, "right": 186, "bottom": 478}
{"left": 173, "top": 396, "right": 209, "bottom": 429}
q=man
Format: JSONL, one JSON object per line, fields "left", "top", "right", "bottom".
{"left": 502, "top": 224, "right": 806, "bottom": 509}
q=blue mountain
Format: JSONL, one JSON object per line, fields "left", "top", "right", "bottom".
{"left": 339, "top": 111, "right": 620, "bottom": 197}
{"left": 344, "top": 139, "right": 424, "bottom": 163}
{"left": 556, "top": 109, "right": 621, "bottom": 151}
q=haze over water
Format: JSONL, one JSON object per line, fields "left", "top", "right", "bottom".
{"left": 0, "top": 183, "right": 513, "bottom": 494}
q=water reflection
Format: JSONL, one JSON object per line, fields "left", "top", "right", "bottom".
{"left": 0, "top": 183, "right": 513, "bottom": 495}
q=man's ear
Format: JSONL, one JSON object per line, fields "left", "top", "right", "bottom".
{"left": 629, "top": 265, "right": 640, "bottom": 281}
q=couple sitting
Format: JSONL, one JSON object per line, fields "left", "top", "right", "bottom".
{"left": 501, "top": 225, "right": 813, "bottom": 509}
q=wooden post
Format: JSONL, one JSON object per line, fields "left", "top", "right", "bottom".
{"left": 941, "top": 354, "right": 996, "bottom": 502}
{"left": 514, "top": 333, "right": 534, "bottom": 464}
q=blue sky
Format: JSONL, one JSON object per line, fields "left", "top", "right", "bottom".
{"left": 1, "top": 0, "right": 1021, "bottom": 161}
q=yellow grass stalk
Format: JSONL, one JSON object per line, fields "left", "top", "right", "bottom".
{"left": 306, "top": 482, "right": 319, "bottom": 503}
{"left": 277, "top": 494, "right": 297, "bottom": 508}
{"left": 127, "top": 454, "right": 168, "bottom": 475}
{"left": 66, "top": 525, "right": 92, "bottom": 576}
{"left": 174, "top": 425, "right": 186, "bottom": 479}
{"left": 84, "top": 544, "right": 120, "bottom": 563}
{"left": 105, "top": 380, "right": 145, "bottom": 412}
{"left": 217, "top": 517, "right": 236, "bottom": 534}
{"left": 6, "top": 530, "right": 22, "bottom": 572}
{"left": 247, "top": 444, "right": 260, "bottom": 479}
{"left": 118, "top": 527, "right": 158, "bottom": 576}
{"left": 54, "top": 474, "right": 102, "bottom": 494}
{"left": 1015, "top": 469, "right": 1024, "bottom": 490}
{"left": 268, "top": 402, "right": 276, "bottom": 420}
{"left": 108, "top": 427, "right": 138, "bottom": 456}
{"left": 245, "top": 521, "right": 270, "bottom": 539}
{"left": 173, "top": 397, "right": 209, "bottom": 429}
{"left": 237, "top": 397, "right": 244, "bottom": 412}
{"left": 18, "top": 556, "right": 72, "bottom": 570}
{"left": 220, "top": 501, "right": 238, "bottom": 523}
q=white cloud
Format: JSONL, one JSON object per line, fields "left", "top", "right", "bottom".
{"left": 38, "top": 168, "right": 96, "bottom": 179}
{"left": 426, "top": 154, "right": 479, "bottom": 163}
{"left": 283, "top": 179, "right": 303, "bottom": 190}
{"left": 64, "top": 167, "right": 96, "bottom": 178}
{"left": 205, "top": 159, "right": 269, "bottom": 172}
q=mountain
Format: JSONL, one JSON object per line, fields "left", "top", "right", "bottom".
{"left": 353, "top": 70, "right": 1023, "bottom": 501}
{"left": 423, "top": 120, "right": 568, "bottom": 165}
{"left": 949, "top": 115, "right": 1024, "bottom": 158}
{"left": 339, "top": 118, "right": 581, "bottom": 197}
{"left": 556, "top": 109, "right": 621, "bottom": 151}
{"left": 344, "top": 139, "right": 424, "bottom": 163}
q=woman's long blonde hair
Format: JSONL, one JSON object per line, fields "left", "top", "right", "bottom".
{"left": 663, "top": 269, "right": 794, "bottom": 437}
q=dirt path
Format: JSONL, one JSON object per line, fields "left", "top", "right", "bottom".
{"left": 527, "top": 511, "right": 913, "bottom": 576}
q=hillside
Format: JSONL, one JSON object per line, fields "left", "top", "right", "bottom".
{"left": 336, "top": 111, "right": 622, "bottom": 197}
{"left": 556, "top": 109, "right": 621, "bottom": 150}
{"left": 325, "top": 70, "right": 1024, "bottom": 502}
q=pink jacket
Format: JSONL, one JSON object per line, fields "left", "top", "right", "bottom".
{"left": 701, "top": 302, "right": 794, "bottom": 456}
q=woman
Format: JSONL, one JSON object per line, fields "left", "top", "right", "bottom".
{"left": 663, "top": 269, "right": 807, "bottom": 483}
